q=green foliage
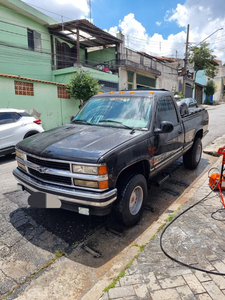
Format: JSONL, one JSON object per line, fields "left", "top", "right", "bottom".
{"left": 189, "top": 42, "right": 218, "bottom": 79}
{"left": 174, "top": 91, "right": 185, "bottom": 99}
{"left": 66, "top": 69, "right": 103, "bottom": 102}
{"left": 205, "top": 80, "right": 216, "bottom": 96}
{"left": 103, "top": 243, "right": 148, "bottom": 293}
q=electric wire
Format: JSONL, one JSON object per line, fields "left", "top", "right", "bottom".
{"left": 2, "top": 1, "right": 225, "bottom": 61}
{"left": 1, "top": 7, "right": 225, "bottom": 61}
{"left": 160, "top": 172, "right": 225, "bottom": 276}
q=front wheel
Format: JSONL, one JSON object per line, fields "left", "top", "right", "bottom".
{"left": 183, "top": 138, "right": 202, "bottom": 169}
{"left": 112, "top": 174, "right": 147, "bottom": 227}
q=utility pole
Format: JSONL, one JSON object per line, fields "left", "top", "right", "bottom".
{"left": 182, "top": 24, "right": 189, "bottom": 96}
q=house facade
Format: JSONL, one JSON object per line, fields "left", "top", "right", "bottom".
{"left": 117, "top": 33, "right": 179, "bottom": 93}
{"left": 213, "top": 65, "right": 225, "bottom": 102}
{"left": 1, "top": 0, "right": 185, "bottom": 131}
{"left": 0, "top": 0, "right": 121, "bottom": 130}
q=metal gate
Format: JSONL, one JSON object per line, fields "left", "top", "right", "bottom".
{"left": 195, "top": 84, "right": 203, "bottom": 105}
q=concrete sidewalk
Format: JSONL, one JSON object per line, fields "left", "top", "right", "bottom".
{"left": 90, "top": 154, "right": 225, "bottom": 299}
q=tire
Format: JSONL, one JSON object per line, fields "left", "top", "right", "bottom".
{"left": 24, "top": 131, "right": 39, "bottom": 139}
{"left": 112, "top": 174, "right": 147, "bottom": 227}
{"left": 183, "top": 138, "right": 202, "bottom": 169}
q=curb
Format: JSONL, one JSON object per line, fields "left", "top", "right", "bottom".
{"left": 82, "top": 155, "right": 223, "bottom": 300}
{"left": 203, "top": 136, "right": 225, "bottom": 157}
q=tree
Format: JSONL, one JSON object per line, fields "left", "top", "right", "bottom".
{"left": 174, "top": 91, "right": 185, "bottom": 99}
{"left": 205, "top": 79, "right": 216, "bottom": 103}
{"left": 66, "top": 69, "right": 103, "bottom": 104}
{"left": 188, "top": 42, "right": 218, "bottom": 84}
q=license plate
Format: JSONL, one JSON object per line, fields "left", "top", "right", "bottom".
{"left": 28, "top": 192, "right": 61, "bottom": 208}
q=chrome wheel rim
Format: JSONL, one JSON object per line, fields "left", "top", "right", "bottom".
{"left": 196, "top": 144, "right": 202, "bottom": 162}
{"left": 129, "top": 186, "right": 143, "bottom": 215}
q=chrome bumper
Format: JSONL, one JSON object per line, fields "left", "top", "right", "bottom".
{"left": 13, "top": 168, "right": 117, "bottom": 208}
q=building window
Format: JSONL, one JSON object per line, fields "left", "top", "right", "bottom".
{"left": 127, "top": 71, "right": 134, "bottom": 89}
{"left": 98, "top": 80, "right": 118, "bottom": 92}
{"left": 136, "top": 74, "right": 156, "bottom": 89}
{"left": 57, "top": 87, "right": 70, "bottom": 99}
{"left": 27, "top": 29, "right": 41, "bottom": 52}
{"left": 14, "top": 81, "right": 34, "bottom": 96}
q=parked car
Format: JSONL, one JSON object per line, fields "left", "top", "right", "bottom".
{"left": 179, "top": 97, "right": 198, "bottom": 108}
{"left": 13, "top": 90, "right": 208, "bottom": 227}
{"left": 0, "top": 109, "right": 44, "bottom": 156}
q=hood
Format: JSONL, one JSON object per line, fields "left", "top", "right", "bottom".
{"left": 17, "top": 124, "right": 144, "bottom": 163}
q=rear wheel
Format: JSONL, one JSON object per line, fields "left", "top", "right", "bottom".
{"left": 183, "top": 138, "right": 202, "bottom": 169}
{"left": 24, "top": 131, "right": 39, "bottom": 139}
{"left": 112, "top": 174, "right": 147, "bottom": 227}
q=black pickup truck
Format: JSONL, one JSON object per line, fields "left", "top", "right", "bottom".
{"left": 13, "top": 89, "right": 208, "bottom": 227}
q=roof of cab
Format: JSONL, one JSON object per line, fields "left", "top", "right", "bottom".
{"left": 93, "top": 89, "right": 171, "bottom": 98}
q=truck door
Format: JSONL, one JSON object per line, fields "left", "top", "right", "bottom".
{"left": 153, "top": 96, "right": 184, "bottom": 169}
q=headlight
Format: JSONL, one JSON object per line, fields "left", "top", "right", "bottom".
{"left": 15, "top": 149, "right": 26, "bottom": 160}
{"left": 73, "top": 164, "right": 108, "bottom": 189}
{"left": 72, "top": 164, "right": 107, "bottom": 175}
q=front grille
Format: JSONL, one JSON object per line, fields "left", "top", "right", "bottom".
{"left": 27, "top": 155, "right": 70, "bottom": 171}
{"left": 28, "top": 168, "right": 72, "bottom": 185}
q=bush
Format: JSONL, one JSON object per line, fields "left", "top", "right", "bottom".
{"left": 205, "top": 80, "right": 216, "bottom": 98}
{"left": 66, "top": 69, "right": 103, "bottom": 103}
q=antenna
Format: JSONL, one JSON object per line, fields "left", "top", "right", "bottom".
{"left": 61, "top": 15, "right": 64, "bottom": 31}
{"left": 88, "top": 0, "right": 91, "bottom": 22}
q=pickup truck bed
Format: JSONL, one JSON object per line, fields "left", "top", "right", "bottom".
{"left": 13, "top": 89, "right": 208, "bottom": 227}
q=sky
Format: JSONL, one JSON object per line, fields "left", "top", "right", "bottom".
{"left": 22, "top": 0, "right": 225, "bottom": 63}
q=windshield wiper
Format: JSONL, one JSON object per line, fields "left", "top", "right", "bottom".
{"left": 72, "top": 119, "right": 93, "bottom": 125}
{"left": 99, "top": 119, "right": 134, "bottom": 130}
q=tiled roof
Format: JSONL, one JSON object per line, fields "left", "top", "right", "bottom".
{"left": 0, "top": 73, "right": 66, "bottom": 86}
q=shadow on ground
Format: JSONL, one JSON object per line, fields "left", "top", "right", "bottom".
{"left": 8, "top": 155, "right": 215, "bottom": 268}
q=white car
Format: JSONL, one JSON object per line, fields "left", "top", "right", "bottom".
{"left": 0, "top": 108, "right": 44, "bottom": 156}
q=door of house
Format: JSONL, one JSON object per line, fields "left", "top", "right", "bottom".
{"left": 195, "top": 84, "right": 203, "bottom": 105}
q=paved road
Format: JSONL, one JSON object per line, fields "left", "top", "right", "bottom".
{"left": 202, "top": 103, "right": 225, "bottom": 148}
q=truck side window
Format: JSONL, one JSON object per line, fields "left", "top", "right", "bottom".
{"left": 156, "top": 96, "right": 179, "bottom": 127}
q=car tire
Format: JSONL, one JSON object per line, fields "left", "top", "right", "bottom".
{"left": 183, "top": 138, "right": 202, "bottom": 169}
{"left": 23, "top": 131, "right": 39, "bottom": 139}
{"left": 112, "top": 174, "right": 147, "bottom": 227}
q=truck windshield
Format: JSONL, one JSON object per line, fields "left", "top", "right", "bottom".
{"left": 73, "top": 96, "right": 153, "bottom": 129}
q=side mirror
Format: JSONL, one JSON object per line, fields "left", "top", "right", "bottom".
{"left": 154, "top": 121, "right": 174, "bottom": 134}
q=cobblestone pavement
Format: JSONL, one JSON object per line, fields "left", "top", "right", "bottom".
{"left": 0, "top": 190, "right": 69, "bottom": 299}
{"left": 100, "top": 175, "right": 225, "bottom": 299}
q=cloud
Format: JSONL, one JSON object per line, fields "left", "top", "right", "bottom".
{"left": 166, "top": 0, "right": 225, "bottom": 61}
{"left": 22, "top": 0, "right": 89, "bottom": 22}
{"left": 22, "top": 0, "right": 225, "bottom": 62}
{"left": 118, "top": 13, "right": 148, "bottom": 40}
{"left": 108, "top": 26, "right": 118, "bottom": 37}
{"left": 112, "top": 13, "right": 186, "bottom": 60}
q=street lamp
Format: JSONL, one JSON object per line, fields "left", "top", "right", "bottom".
{"left": 196, "top": 28, "right": 223, "bottom": 46}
